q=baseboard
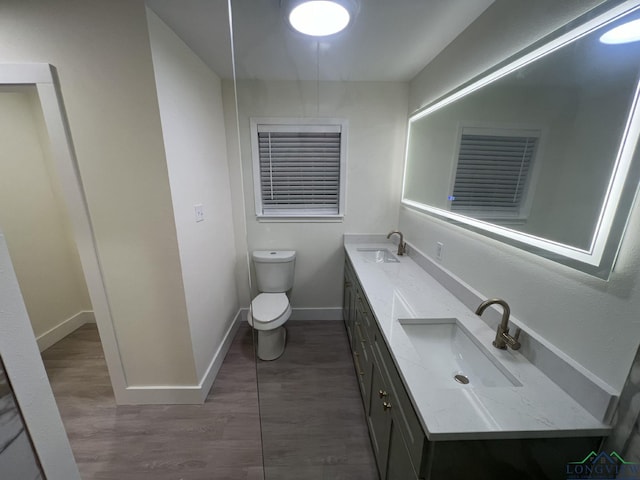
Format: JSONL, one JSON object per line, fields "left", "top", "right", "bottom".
{"left": 196, "top": 309, "right": 243, "bottom": 402}
{"left": 120, "top": 385, "right": 204, "bottom": 404}
{"left": 119, "top": 309, "right": 244, "bottom": 405}
{"left": 36, "top": 311, "right": 95, "bottom": 352}
{"left": 290, "top": 308, "right": 342, "bottom": 321}
{"left": 116, "top": 307, "right": 341, "bottom": 405}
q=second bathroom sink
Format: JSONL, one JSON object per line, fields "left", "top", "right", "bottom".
{"left": 357, "top": 248, "right": 400, "bottom": 263}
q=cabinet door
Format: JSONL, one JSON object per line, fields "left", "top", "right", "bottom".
{"left": 386, "top": 422, "right": 421, "bottom": 480}
{"left": 367, "top": 362, "right": 392, "bottom": 477}
{"left": 372, "top": 322, "right": 426, "bottom": 471}
{"left": 353, "top": 319, "right": 372, "bottom": 410}
{"left": 342, "top": 269, "right": 354, "bottom": 345}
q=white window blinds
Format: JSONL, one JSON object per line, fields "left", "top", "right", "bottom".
{"left": 254, "top": 122, "right": 345, "bottom": 217}
{"left": 451, "top": 131, "right": 539, "bottom": 214}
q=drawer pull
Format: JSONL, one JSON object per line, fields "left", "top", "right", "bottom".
{"left": 353, "top": 352, "right": 364, "bottom": 377}
{"left": 383, "top": 401, "right": 392, "bottom": 411}
{"left": 378, "top": 390, "right": 388, "bottom": 399}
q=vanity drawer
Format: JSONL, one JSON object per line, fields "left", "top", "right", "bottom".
{"left": 371, "top": 323, "right": 427, "bottom": 475}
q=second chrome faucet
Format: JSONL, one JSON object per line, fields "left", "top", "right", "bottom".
{"left": 475, "top": 298, "right": 521, "bottom": 350}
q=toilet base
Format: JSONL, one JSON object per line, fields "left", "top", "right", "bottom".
{"left": 257, "top": 326, "right": 287, "bottom": 361}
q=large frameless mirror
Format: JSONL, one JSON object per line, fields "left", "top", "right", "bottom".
{"left": 402, "top": 2, "right": 640, "bottom": 279}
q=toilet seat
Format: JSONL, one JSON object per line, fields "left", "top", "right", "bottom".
{"left": 248, "top": 293, "right": 291, "bottom": 330}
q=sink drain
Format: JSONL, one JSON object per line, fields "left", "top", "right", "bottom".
{"left": 454, "top": 374, "right": 470, "bottom": 385}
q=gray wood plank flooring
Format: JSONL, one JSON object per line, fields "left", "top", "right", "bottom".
{"left": 41, "top": 321, "right": 376, "bottom": 479}
{"left": 42, "top": 324, "right": 263, "bottom": 480}
{"left": 257, "top": 321, "right": 378, "bottom": 480}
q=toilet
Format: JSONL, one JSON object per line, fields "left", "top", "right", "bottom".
{"left": 248, "top": 250, "right": 296, "bottom": 360}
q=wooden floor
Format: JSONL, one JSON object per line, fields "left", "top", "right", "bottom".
{"left": 41, "top": 321, "right": 376, "bottom": 480}
{"left": 42, "top": 323, "right": 263, "bottom": 480}
{"left": 257, "top": 321, "right": 377, "bottom": 479}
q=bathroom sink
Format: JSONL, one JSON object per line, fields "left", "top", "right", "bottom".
{"left": 398, "top": 318, "right": 521, "bottom": 388}
{"left": 357, "top": 248, "right": 399, "bottom": 263}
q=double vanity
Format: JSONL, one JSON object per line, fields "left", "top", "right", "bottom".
{"left": 343, "top": 237, "right": 611, "bottom": 480}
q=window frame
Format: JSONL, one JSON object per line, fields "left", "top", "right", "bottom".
{"left": 250, "top": 117, "right": 348, "bottom": 222}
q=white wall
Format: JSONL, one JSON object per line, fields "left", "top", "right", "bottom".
{"left": 147, "top": 10, "right": 240, "bottom": 381}
{"left": 227, "top": 80, "right": 409, "bottom": 310}
{"left": 401, "top": 0, "right": 640, "bottom": 391}
{"left": 0, "top": 233, "right": 80, "bottom": 479}
{"left": 0, "top": 0, "right": 197, "bottom": 388}
{"left": 0, "top": 88, "right": 92, "bottom": 341}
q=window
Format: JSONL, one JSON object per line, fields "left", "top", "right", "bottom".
{"left": 450, "top": 127, "right": 541, "bottom": 219}
{"left": 251, "top": 118, "right": 347, "bottom": 219}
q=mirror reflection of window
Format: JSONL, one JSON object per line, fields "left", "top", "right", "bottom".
{"left": 450, "top": 127, "right": 541, "bottom": 225}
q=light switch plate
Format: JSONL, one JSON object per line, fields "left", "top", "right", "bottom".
{"left": 194, "top": 204, "right": 204, "bottom": 222}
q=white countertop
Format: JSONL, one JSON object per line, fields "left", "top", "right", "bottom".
{"left": 345, "top": 242, "right": 611, "bottom": 441}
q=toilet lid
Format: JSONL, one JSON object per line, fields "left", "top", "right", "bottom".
{"left": 251, "top": 293, "right": 289, "bottom": 323}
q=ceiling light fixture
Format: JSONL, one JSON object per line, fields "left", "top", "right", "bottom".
{"left": 289, "top": 1, "right": 351, "bottom": 37}
{"left": 600, "top": 18, "right": 640, "bottom": 44}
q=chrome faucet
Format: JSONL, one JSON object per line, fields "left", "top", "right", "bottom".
{"left": 386, "top": 231, "right": 407, "bottom": 256}
{"left": 475, "top": 298, "right": 521, "bottom": 350}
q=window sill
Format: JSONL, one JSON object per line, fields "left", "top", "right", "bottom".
{"left": 256, "top": 215, "right": 345, "bottom": 223}
{"left": 452, "top": 214, "right": 527, "bottom": 226}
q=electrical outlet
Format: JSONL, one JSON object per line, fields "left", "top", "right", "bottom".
{"left": 436, "top": 242, "right": 443, "bottom": 260}
{"left": 194, "top": 204, "right": 204, "bottom": 222}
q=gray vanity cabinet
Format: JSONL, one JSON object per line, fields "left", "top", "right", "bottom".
{"left": 344, "top": 254, "right": 604, "bottom": 480}
{"left": 345, "top": 257, "right": 426, "bottom": 480}
{"left": 372, "top": 324, "right": 427, "bottom": 478}
{"left": 345, "top": 259, "right": 374, "bottom": 411}
{"left": 368, "top": 338, "right": 423, "bottom": 480}
{"left": 354, "top": 288, "right": 374, "bottom": 414}
{"left": 352, "top": 316, "right": 372, "bottom": 411}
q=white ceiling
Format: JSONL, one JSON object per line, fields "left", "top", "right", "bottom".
{"left": 146, "top": 0, "right": 494, "bottom": 81}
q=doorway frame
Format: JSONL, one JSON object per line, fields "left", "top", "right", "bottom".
{"left": 0, "top": 63, "right": 128, "bottom": 402}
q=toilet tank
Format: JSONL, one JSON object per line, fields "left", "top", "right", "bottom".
{"left": 253, "top": 251, "right": 296, "bottom": 293}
